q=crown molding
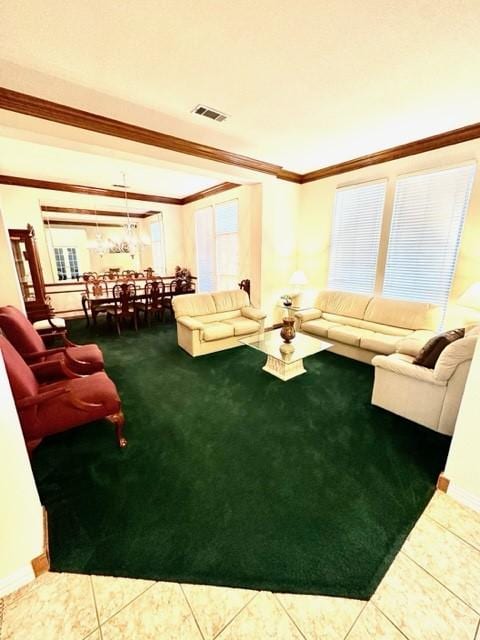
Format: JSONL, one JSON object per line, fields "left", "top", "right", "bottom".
{"left": 47, "top": 219, "right": 124, "bottom": 228}
{"left": 41, "top": 205, "right": 149, "bottom": 219}
{"left": 0, "top": 174, "right": 183, "bottom": 203}
{"left": 182, "top": 182, "right": 240, "bottom": 204}
{"left": 0, "top": 87, "right": 301, "bottom": 180}
{"left": 1, "top": 87, "right": 478, "bottom": 186}
{"left": 301, "top": 121, "right": 480, "bottom": 183}
{"left": 2, "top": 174, "right": 241, "bottom": 208}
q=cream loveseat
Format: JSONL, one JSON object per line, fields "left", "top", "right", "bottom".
{"left": 172, "top": 289, "right": 266, "bottom": 357}
{"left": 295, "top": 290, "right": 440, "bottom": 364}
{"left": 372, "top": 325, "right": 480, "bottom": 435}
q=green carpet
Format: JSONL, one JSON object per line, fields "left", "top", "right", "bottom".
{"left": 31, "top": 319, "right": 450, "bottom": 599}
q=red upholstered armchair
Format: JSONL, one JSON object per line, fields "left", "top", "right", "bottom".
{"left": 0, "top": 305, "right": 104, "bottom": 376}
{"left": 0, "top": 335, "right": 126, "bottom": 454}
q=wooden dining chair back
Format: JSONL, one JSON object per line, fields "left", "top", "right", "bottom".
{"left": 135, "top": 280, "right": 164, "bottom": 325}
{"left": 107, "top": 283, "right": 138, "bottom": 335}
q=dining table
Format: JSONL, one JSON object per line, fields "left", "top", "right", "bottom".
{"left": 81, "top": 286, "right": 195, "bottom": 327}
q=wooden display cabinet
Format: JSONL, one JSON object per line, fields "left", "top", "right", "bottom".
{"left": 8, "top": 224, "right": 52, "bottom": 322}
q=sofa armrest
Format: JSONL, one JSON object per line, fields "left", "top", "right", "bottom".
{"left": 372, "top": 354, "right": 446, "bottom": 386}
{"left": 295, "top": 308, "right": 322, "bottom": 323}
{"left": 241, "top": 306, "right": 266, "bottom": 321}
{"left": 176, "top": 316, "right": 204, "bottom": 331}
{"left": 396, "top": 330, "right": 436, "bottom": 357}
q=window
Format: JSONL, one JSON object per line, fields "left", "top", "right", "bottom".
{"left": 215, "top": 199, "right": 239, "bottom": 291}
{"left": 383, "top": 164, "right": 475, "bottom": 317}
{"left": 150, "top": 217, "right": 166, "bottom": 275}
{"left": 327, "top": 181, "right": 386, "bottom": 294}
{"left": 195, "top": 199, "right": 239, "bottom": 292}
{"left": 54, "top": 247, "right": 79, "bottom": 280}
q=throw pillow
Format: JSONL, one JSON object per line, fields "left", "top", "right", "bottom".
{"left": 413, "top": 328, "right": 465, "bottom": 369}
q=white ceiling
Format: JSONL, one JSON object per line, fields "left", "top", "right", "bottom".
{"left": 1, "top": 1, "right": 480, "bottom": 173}
{"left": 0, "top": 135, "right": 221, "bottom": 197}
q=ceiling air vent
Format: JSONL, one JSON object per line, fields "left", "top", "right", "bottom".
{"left": 192, "top": 104, "right": 228, "bottom": 122}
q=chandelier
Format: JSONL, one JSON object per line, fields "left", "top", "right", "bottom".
{"left": 121, "top": 172, "right": 142, "bottom": 260}
{"left": 90, "top": 173, "right": 148, "bottom": 259}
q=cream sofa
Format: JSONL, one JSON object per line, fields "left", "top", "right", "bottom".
{"left": 372, "top": 326, "right": 480, "bottom": 435}
{"left": 295, "top": 290, "right": 440, "bottom": 364}
{"left": 172, "top": 289, "right": 266, "bottom": 357}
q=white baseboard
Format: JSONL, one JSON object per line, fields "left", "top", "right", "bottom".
{"left": 447, "top": 482, "right": 480, "bottom": 513}
{"left": 0, "top": 565, "right": 35, "bottom": 598}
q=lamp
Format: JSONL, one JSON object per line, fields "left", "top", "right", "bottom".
{"left": 289, "top": 270, "right": 308, "bottom": 287}
{"left": 457, "top": 282, "right": 480, "bottom": 310}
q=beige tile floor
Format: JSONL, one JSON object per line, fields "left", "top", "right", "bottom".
{"left": 1, "top": 490, "right": 480, "bottom": 640}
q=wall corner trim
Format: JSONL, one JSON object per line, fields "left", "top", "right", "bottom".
{"left": 31, "top": 507, "right": 50, "bottom": 578}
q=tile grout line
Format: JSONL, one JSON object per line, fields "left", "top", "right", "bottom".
{"left": 342, "top": 600, "right": 369, "bottom": 639}
{"left": 475, "top": 617, "right": 480, "bottom": 640}
{"left": 94, "top": 579, "right": 157, "bottom": 629}
{"left": 424, "top": 512, "right": 480, "bottom": 554}
{"left": 272, "top": 592, "right": 309, "bottom": 640}
{"left": 212, "top": 589, "right": 259, "bottom": 639}
{"left": 179, "top": 583, "right": 206, "bottom": 640}
{"left": 212, "top": 590, "right": 260, "bottom": 639}
{"left": 88, "top": 576, "right": 103, "bottom": 640}
{"left": 400, "top": 550, "right": 480, "bottom": 617}
{"left": 370, "top": 601, "right": 411, "bottom": 640}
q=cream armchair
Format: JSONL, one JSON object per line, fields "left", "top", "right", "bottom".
{"left": 371, "top": 326, "right": 480, "bottom": 435}
{"left": 172, "top": 289, "right": 266, "bottom": 356}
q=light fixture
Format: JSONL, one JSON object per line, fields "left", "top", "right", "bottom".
{"left": 120, "top": 172, "right": 145, "bottom": 260}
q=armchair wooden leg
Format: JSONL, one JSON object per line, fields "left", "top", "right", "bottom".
{"left": 107, "top": 410, "right": 127, "bottom": 448}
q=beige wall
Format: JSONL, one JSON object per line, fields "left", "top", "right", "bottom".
{"left": 445, "top": 341, "right": 480, "bottom": 505}
{"left": 260, "top": 179, "right": 301, "bottom": 325}
{"left": 0, "top": 351, "right": 44, "bottom": 595}
{"left": 0, "top": 207, "right": 25, "bottom": 310}
{"left": 0, "top": 186, "right": 55, "bottom": 282}
{"left": 298, "top": 139, "right": 480, "bottom": 326}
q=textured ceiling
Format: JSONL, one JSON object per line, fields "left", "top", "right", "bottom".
{"left": 1, "top": 0, "right": 480, "bottom": 173}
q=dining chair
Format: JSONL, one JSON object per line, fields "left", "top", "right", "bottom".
{"left": 106, "top": 283, "right": 138, "bottom": 335}
{"left": 84, "top": 277, "right": 111, "bottom": 327}
{"left": 135, "top": 280, "right": 165, "bottom": 325}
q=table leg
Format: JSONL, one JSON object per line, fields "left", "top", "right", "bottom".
{"left": 262, "top": 355, "right": 306, "bottom": 381}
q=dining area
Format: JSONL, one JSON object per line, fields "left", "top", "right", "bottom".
{"left": 81, "top": 267, "right": 197, "bottom": 335}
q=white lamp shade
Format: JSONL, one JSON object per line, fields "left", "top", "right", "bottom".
{"left": 289, "top": 270, "right": 308, "bottom": 286}
{"left": 457, "top": 283, "right": 480, "bottom": 310}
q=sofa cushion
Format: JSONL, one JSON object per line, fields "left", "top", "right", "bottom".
{"left": 414, "top": 328, "right": 465, "bottom": 369}
{"left": 172, "top": 293, "right": 216, "bottom": 318}
{"left": 212, "top": 290, "right": 249, "bottom": 313}
{"left": 372, "top": 353, "right": 444, "bottom": 385}
{"left": 202, "top": 322, "right": 235, "bottom": 342}
{"left": 434, "top": 334, "right": 478, "bottom": 381}
{"left": 302, "top": 318, "right": 340, "bottom": 338}
{"left": 360, "top": 333, "right": 402, "bottom": 355}
{"left": 224, "top": 317, "right": 259, "bottom": 336}
{"left": 196, "top": 310, "right": 241, "bottom": 323}
{"left": 364, "top": 296, "right": 440, "bottom": 331}
{"left": 315, "top": 290, "right": 372, "bottom": 320}
{"left": 327, "top": 325, "right": 375, "bottom": 346}
{"left": 396, "top": 330, "right": 437, "bottom": 356}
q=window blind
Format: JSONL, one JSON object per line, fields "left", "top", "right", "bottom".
{"left": 215, "top": 199, "right": 239, "bottom": 290}
{"left": 382, "top": 164, "right": 475, "bottom": 317}
{"left": 195, "top": 207, "right": 217, "bottom": 292}
{"left": 327, "top": 181, "right": 386, "bottom": 294}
